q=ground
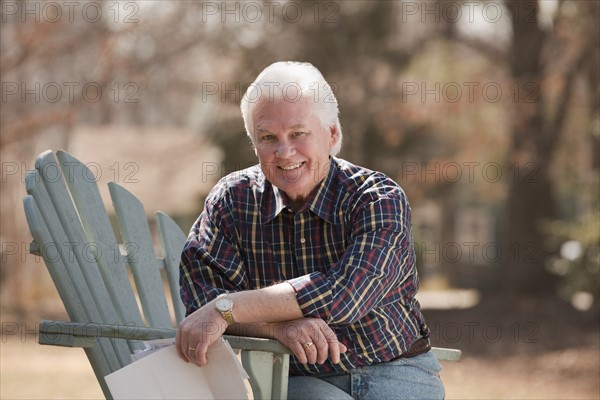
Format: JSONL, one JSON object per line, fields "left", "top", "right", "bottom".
{"left": 1, "top": 297, "right": 598, "bottom": 399}
{"left": 425, "top": 296, "right": 599, "bottom": 399}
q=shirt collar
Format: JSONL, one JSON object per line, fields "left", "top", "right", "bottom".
{"left": 261, "top": 158, "right": 340, "bottom": 224}
{"left": 306, "top": 158, "right": 339, "bottom": 224}
{"left": 262, "top": 184, "right": 289, "bottom": 223}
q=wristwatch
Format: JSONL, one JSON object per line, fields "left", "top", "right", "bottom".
{"left": 215, "top": 294, "right": 235, "bottom": 325}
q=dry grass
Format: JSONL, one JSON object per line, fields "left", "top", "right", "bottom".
{"left": 2, "top": 335, "right": 598, "bottom": 400}
{"left": 440, "top": 348, "right": 599, "bottom": 399}
{"left": 1, "top": 336, "right": 103, "bottom": 399}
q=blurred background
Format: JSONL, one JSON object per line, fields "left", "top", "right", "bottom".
{"left": 1, "top": 0, "right": 598, "bottom": 398}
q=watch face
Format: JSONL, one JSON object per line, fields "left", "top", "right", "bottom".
{"left": 216, "top": 298, "right": 233, "bottom": 311}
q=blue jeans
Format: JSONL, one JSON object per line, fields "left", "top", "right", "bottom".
{"left": 287, "top": 351, "right": 444, "bottom": 400}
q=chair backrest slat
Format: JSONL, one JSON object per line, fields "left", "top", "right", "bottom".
{"left": 23, "top": 194, "right": 89, "bottom": 325}
{"left": 109, "top": 182, "right": 172, "bottom": 328}
{"left": 156, "top": 212, "right": 187, "bottom": 324}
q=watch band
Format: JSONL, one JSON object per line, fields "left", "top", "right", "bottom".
{"left": 221, "top": 309, "right": 235, "bottom": 325}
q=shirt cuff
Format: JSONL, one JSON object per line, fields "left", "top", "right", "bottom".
{"left": 287, "top": 272, "right": 332, "bottom": 319}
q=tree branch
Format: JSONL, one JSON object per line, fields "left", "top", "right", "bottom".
{"left": 451, "top": 35, "right": 508, "bottom": 66}
{"left": 542, "top": 39, "right": 593, "bottom": 159}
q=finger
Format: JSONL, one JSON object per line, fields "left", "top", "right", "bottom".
{"left": 187, "top": 341, "right": 202, "bottom": 365}
{"left": 312, "top": 332, "right": 329, "bottom": 365}
{"left": 330, "top": 342, "right": 348, "bottom": 364}
{"left": 177, "top": 323, "right": 195, "bottom": 363}
{"left": 193, "top": 345, "right": 207, "bottom": 367}
{"left": 290, "top": 342, "right": 309, "bottom": 365}
{"left": 319, "top": 324, "right": 343, "bottom": 364}
{"left": 175, "top": 327, "right": 187, "bottom": 361}
{"left": 303, "top": 339, "right": 320, "bottom": 365}
{"left": 328, "top": 341, "right": 340, "bottom": 364}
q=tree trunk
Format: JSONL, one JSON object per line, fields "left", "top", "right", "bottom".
{"left": 502, "top": 0, "right": 560, "bottom": 296}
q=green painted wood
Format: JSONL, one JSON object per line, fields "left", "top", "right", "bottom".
{"left": 109, "top": 183, "right": 172, "bottom": 329}
{"left": 39, "top": 320, "right": 177, "bottom": 342}
{"left": 56, "top": 150, "right": 145, "bottom": 331}
{"left": 23, "top": 195, "right": 116, "bottom": 399}
{"left": 271, "top": 353, "right": 290, "bottom": 400}
{"left": 156, "top": 211, "right": 187, "bottom": 324}
{"left": 31, "top": 154, "right": 114, "bottom": 323}
{"left": 24, "top": 195, "right": 90, "bottom": 328}
{"left": 25, "top": 169, "right": 128, "bottom": 370}
{"left": 30, "top": 153, "right": 132, "bottom": 366}
{"left": 29, "top": 239, "right": 41, "bottom": 255}
{"left": 38, "top": 320, "right": 292, "bottom": 355}
{"left": 431, "top": 347, "right": 462, "bottom": 361}
{"left": 224, "top": 336, "right": 292, "bottom": 355}
{"left": 241, "top": 351, "right": 275, "bottom": 400}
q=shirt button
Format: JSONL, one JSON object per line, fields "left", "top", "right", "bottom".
{"left": 300, "top": 238, "right": 306, "bottom": 244}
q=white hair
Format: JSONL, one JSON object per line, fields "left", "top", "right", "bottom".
{"left": 240, "top": 61, "right": 343, "bottom": 156}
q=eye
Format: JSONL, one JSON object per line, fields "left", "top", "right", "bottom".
{"left": 292, "top": 131, "right": 306, "bottom": 138}
{"left": 259, "top": 134, "right": 276, "bottom": 142}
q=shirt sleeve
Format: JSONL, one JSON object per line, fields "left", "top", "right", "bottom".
{"left": 286, "top": 184, "right": 418, "bottom": 325}
{"left": 179, "top": 192, "right": 248, "bottom": 316}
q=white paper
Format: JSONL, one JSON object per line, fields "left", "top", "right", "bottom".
{"left": 105, "top": 339, "right": 250, "bottom": 399}
{"left": 131, "top": 338, "right": 180, "bottom": 361}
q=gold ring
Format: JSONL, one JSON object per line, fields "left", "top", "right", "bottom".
{"left": 188, "top": 346, "right": 196, "bottom": 353}
{"left": 302, "top": 342, "right": 313, "bottom": 350}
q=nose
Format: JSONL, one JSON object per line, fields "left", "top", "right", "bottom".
{"left": 275, "top": 142, "right": 295, "bottom": 158}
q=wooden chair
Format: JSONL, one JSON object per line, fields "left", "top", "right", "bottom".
{"left": 25, "top": 150, "right": 461, "bottom": 400}
{"left": 24, "top": 150, "right": 289, "bottom": 399}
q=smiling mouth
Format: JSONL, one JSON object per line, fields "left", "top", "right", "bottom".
{"left": 280, "top": 162, "right": 305, "bottom": 171}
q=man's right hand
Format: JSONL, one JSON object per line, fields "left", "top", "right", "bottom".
{"left": 273, "top": 318, "right": 347, "bottom": 365}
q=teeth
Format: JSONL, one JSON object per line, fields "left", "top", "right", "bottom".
{"left": 281, "top": 162, "right": 303, "bottom": 170}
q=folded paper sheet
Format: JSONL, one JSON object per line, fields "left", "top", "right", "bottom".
{"left": 105, "top": 339, "right": 249, "bottom": 399}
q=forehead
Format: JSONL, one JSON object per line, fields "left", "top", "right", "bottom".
{"left": 253, "top": 97, "right": 315, "bottom": 129}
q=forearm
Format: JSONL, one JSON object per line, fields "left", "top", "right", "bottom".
{"left": 226, "top": 322, "right": 279, "bottom": 339}
{"left": 227, "top": 281, "right": 304, "bottom": 324}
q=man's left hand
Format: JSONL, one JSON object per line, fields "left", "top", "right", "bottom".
{"left": 175, "top": 302, "right": 228, "bottom": 367}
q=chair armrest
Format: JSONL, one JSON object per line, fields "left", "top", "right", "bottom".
{"left": 431, "top": 346, "right": 462, "bottom": 361}
{"left": 38, "top": 320, "right": 291, "bottom": 354}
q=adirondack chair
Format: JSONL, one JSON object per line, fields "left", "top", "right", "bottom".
{"left": 24, "top": 150, "right": 290, "bottom": 399}
{"left": 25, "top": 150, "right": 461, "bottom": 400}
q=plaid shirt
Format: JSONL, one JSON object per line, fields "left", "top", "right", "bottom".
{"left": 180, "top": 158, "right": 429, "bottom": 375}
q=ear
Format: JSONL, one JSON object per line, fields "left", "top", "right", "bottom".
{"left": 329, "top": 125, "right": 339, "bottom": 146}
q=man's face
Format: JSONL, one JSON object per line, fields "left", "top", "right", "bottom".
{"left": 252, "top": 97, "right": 339, "bottom": 207}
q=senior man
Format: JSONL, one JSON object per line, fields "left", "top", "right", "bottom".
{"left": 176, "top": 61, "right": 444, "bottom": 400}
